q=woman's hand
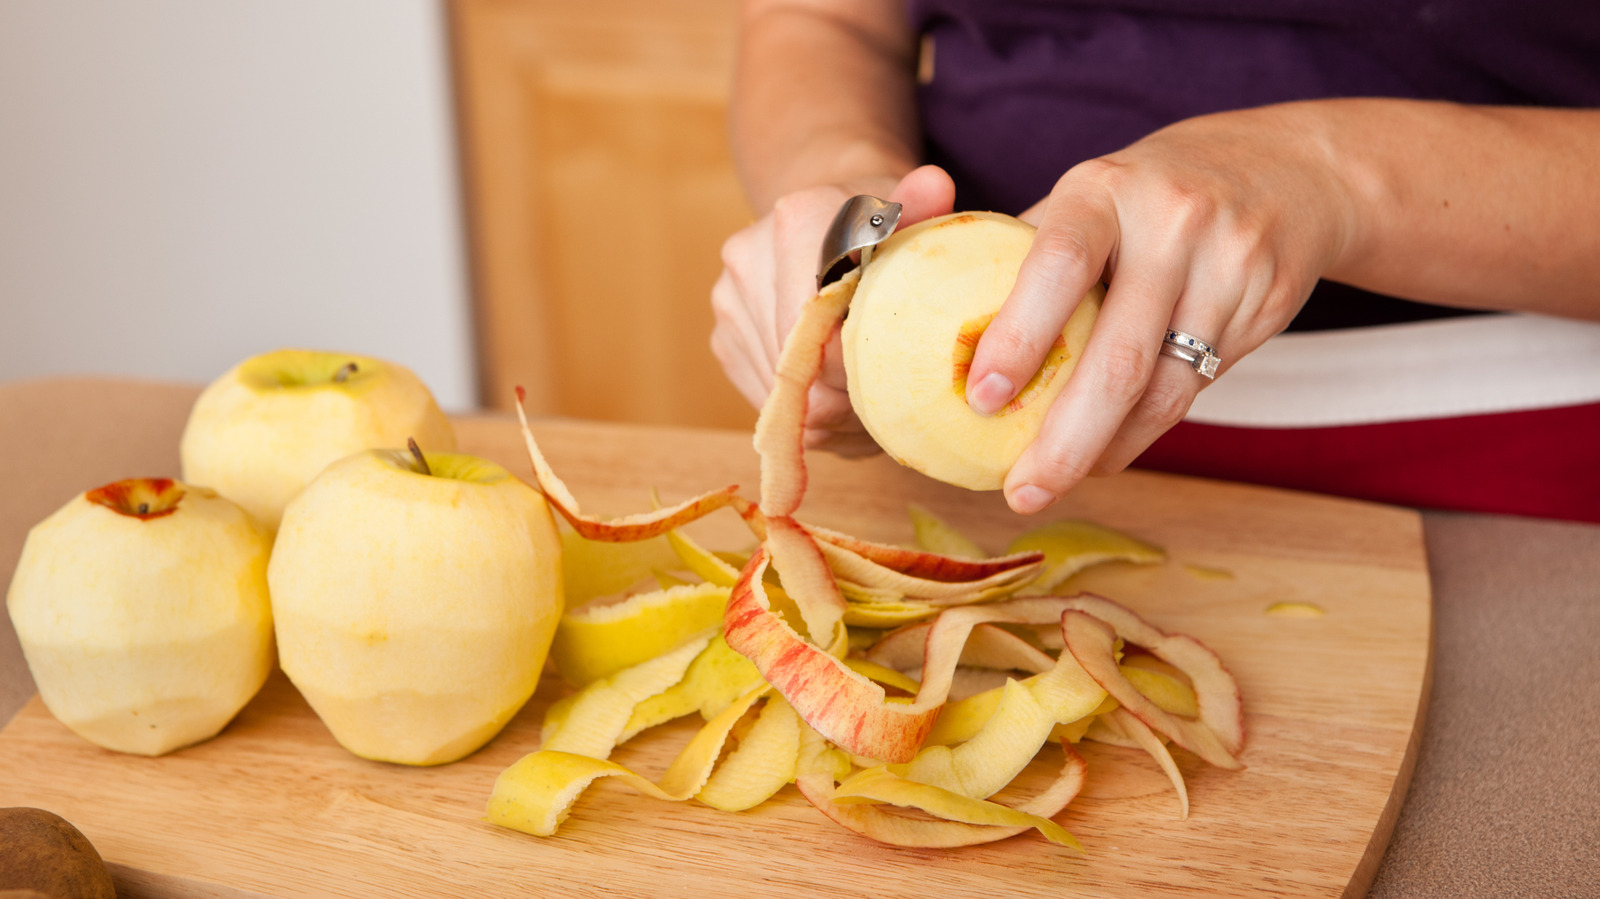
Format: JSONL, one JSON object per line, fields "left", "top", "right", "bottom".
{"left": 710, "top": 165, "right": 956, "bottom": 455}
{"left": 966, "top": 105, "right": 1360, "bottom": 513}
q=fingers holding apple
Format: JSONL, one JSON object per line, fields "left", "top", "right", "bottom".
{"left": 842, "top": 212, "right": 1102, "bottom": 491}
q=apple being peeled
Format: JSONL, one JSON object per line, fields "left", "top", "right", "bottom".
{"left": 6, "top": 478, "right": 274, "bottom": 756}
{"left": 842, "top": 212, "right": 1102, "bottom": 491}
{"left": 268, "top": 447, "right": 562, "bottom": 765}
{"left": 180, "top": 349, "right": 457, "bottom": 530}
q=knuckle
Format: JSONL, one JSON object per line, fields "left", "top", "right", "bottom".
{"left": 1093, "top": 340, "right": 1152, "bottom": 404}
{"left": 983, "top": 321, "right": 1049, "bottom": 368}
{"left": 708, "top": 271, "right": 741, "bottom": 316}
{"left": 719, "top": 228, "right": 755, "bottom": 270}
{"left": 1230, "top": 228, "right": 1269, "bottom": 271}
{"left": 1140, "top": 376, "right": 1194, "bottom": 429}
{"left": 1064, "top": 156, "right": 1121, "bottom": 188}
{"left": 1029, "top": 443, "right": 1096, "bottom": 491}
{"left": 1089, "top": 454, "right": 1132, "bottom": 478}
{"left": 1163, "top": 180, "right": 1218, "bottom": 230}
{"left": 708, "top": 329, "right": 733, "bottom": 365}
{"left": 1032, "top": 227, "right": 1097, "bottom": 282}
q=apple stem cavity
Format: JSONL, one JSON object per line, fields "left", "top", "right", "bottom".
{"left": 407, "top": 437, "right": 432, "bottom": 476}
{"left": 333, "top": 362, "right": 359, "bottom": 384}
{"left": 86, "top": 478, "right": 186, "bottom": 520}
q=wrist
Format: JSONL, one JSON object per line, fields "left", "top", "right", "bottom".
{"left": 1289, "top": 99, "right": 1404, "bottom": 284}
{"left": 744, "top": 137, "right": 916, "bottom": 212}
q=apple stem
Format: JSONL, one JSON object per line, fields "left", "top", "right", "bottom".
{"left": 137, "top": 502, "right": 150, "bottom": 515}
{"left": 407, "top": 437, "right": 432, "bottom": 476}
{"left": 333, "top": 362, "right": 359, "bottom": 383}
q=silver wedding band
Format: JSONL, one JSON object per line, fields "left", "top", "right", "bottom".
{"left": 1160, "top": 329, "right": 1221, "bottom": 379}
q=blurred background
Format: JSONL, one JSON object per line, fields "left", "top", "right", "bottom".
{"left": 0, "top": 0, "right": 755, "bottom": 429}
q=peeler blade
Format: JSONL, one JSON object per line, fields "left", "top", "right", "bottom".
{"left": 816, "top": 195, "right": 902, "bottom": 289}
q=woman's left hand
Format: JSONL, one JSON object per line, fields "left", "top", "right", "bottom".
{"left": 964, "top": 103, "right": 1360, "bottom": 514}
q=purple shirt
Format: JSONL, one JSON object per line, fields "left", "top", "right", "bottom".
{"left": 910, "top": 0, "right": 1600, "bottom": 329}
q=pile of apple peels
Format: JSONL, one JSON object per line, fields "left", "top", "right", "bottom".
{"left": 488, "top": 272, "right": 1245, "bottom": 848}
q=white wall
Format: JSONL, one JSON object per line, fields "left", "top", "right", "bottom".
{"left": 0, "top": 0, "right": 477, "bottom": 410}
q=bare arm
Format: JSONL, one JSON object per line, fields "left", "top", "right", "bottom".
{"left": 730, "top": 0, "right": 920, "bottom": 211}
{"left": 713, "top": 0, "right": 954, "bottom": 454}
{"left": 966, "top": 99, "right": 1600, "bottom": 514}
{"left": 1318, "top": 100, "right": 1600, "bottom": 319}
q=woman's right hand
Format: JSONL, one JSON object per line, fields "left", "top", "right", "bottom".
{"left": 710, "top": 165, "right": 956, "bottom": 456}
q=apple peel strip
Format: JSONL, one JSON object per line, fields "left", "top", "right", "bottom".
{"left": 1061, "top": 610, "right": 1242, "bottom": 770}
{"left": 724, "top": 547, "right": 937, "bottom": 763}
{"left": 868, "top": 621, "right": 1057, "bottom": 675}
{"left": 489, "top": 685, "right": 775, "bottom": 836}
{"left": 806, "top": 522, "right": 1044, "bottom": 584}
{"left": 514, "top": 387, "right": 738, "bottom": 541}
{"left": 551, "top": 583, "right": 731, "bottom": 687}
{"left": 695, "top": 696, "right": 803, "bottom": 812}
{"left": 752, "top": 269, "right": 858, "bottom": 518}
{"left": 540, "top": 633, "right": 713, "bottom": 759}
{"left": 764, "top": 515, "right": 849, "bottom": 644}
{"left": 621, "top": 636, "right": 765, "bottom": 743}
{"left": 1056, "top": 595, "right": 1244, "bottom": 755}
{"left": 813, "top": 538, "right": 1043, "bottom": 601}
{"left": 907, "top": 503, "right": 987, "bottom": 560}
{"left": 831, "top": 767, "right": 1080, "bottom": 849}
{"left": 1106, "top": 707, "right": 1189, "bottom": 820}
{"left": 728, "top": 578, "right": 1104, "bottom": 763}
{"left": 1005, "top": 520, "right": 1167, "bottom": 592}
{"left": 795, "top": 724, "right": 1089, "bottom": 849}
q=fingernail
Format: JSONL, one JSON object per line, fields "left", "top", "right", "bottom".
{"left": 968, "top": 372, "right": 1015, "bottom": 416}
{"left": 1010, "top": 484, "right": 1056, "bottom": 515}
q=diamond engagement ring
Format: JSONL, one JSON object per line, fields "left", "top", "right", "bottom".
{"left": 1160, "top": 329, "right": 1221, "bottom": 379}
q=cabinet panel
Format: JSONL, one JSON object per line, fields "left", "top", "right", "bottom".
{"left": 452, "top": 0, "right": 754, "bottom": 428}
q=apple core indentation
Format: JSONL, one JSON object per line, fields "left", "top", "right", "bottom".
{"left": 85, "top": 478, "right": 186, "bottom": 520}
{"left": 952, "top": 315, "right": 1072, "bottom": 417}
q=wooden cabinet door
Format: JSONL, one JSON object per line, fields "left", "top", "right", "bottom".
{"left": 451, "top": 0, "right": 754, "bottom": 429}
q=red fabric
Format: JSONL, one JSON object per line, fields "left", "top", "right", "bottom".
{"left": 1135, "top": 402, "right": 1600, "bottom": 524}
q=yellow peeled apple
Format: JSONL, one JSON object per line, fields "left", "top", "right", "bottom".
{"left": 843, "top": 212, "right": 1102, "bottom": 490}
{"left": 5, "top": 478, "right": 274, "bottom": 756}
{"left": 180, "top": 349, "right": 457, "bottom": 530}
{"left": 268, "top": 448, "right": 563, "bottom": 765}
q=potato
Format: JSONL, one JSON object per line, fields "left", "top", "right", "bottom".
{"left": 0, "top": 808, "right": 116, "bottom": 899}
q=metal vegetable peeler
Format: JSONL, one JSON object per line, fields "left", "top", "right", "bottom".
{"left": 816, "top": 195, "right": 902, "bottom": 289}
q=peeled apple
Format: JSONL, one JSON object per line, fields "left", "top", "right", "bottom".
{"left": 6, "top": 478, "right": 273, "bottom": 756}
{"left": 269, "top": 449, "right": 562, "bottom": 765}
{"left": 842, "top": 211, "right": 1103, "bottom": 491}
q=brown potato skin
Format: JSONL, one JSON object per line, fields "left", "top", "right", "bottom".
{"left": 0, "top": 808, "right": 116, "bottom": 899}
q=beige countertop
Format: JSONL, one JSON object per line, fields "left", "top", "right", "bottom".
{"left": 2, "top": 377, "right": 1596, "bottom": 898}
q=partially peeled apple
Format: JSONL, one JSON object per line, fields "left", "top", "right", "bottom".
{"left": 268, "top": 446, "right": 563, "bottom": 765}
{"left": 6, "top": 478, "right": 274, "bottom": 756}
{"left": 843, "top": 211, "right": 1103, "bottom": 490}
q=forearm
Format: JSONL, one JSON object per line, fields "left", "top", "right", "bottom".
{"left": 1309, "top": 99, "right": 1600, "bottom": 319}
{"left": 732, "top": 0, "right": 920, "bottom": 212}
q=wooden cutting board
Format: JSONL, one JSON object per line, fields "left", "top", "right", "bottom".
{"left": 0, "top": 415, "right": 1431, "bottom": 899}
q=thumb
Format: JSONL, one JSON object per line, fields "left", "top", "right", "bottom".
{"left": 888, "top": 165, "right": 956, "bottom": 227}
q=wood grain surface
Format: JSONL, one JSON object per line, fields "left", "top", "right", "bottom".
{"left": 0, "top": 413, "right": 1431, "bottom": 899}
